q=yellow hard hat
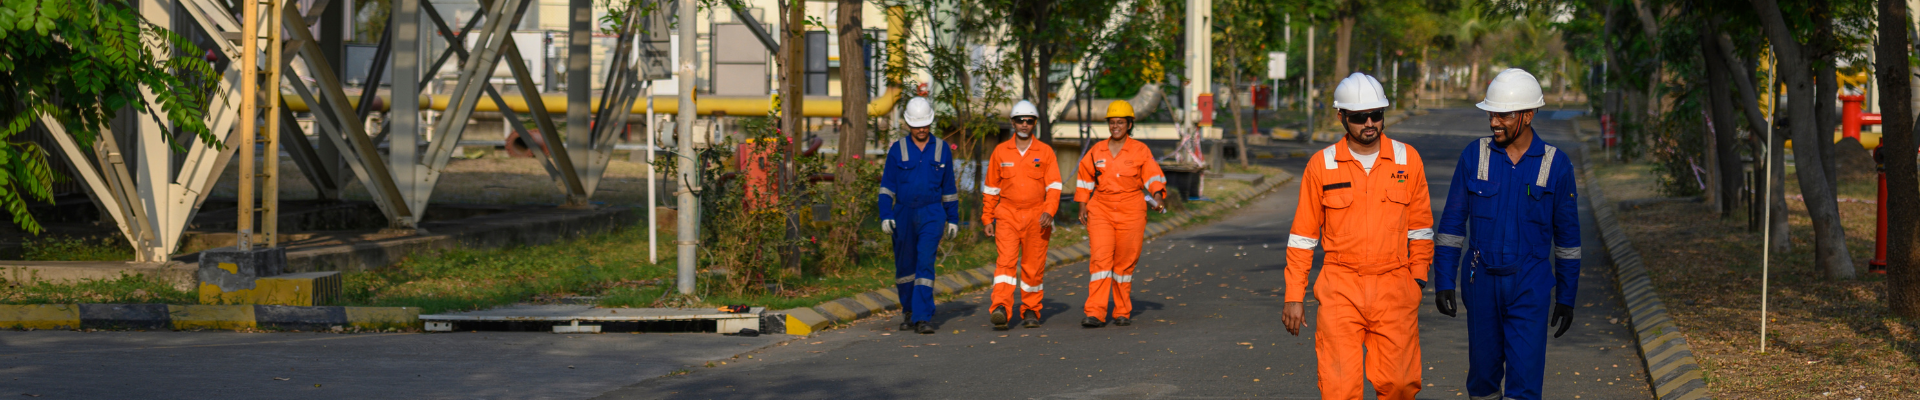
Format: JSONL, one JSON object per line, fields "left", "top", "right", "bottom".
{"left": 1105, "top": 100, "right": 1135, "bottom": 119}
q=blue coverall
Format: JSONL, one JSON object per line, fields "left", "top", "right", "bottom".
{"left": 879, "top": 137, "right": 960, "bottom": 323}
{"left": 1434, "top": 131, "right": 1581, "bottom": 400}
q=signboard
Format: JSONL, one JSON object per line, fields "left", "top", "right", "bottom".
{"left": 1267, "top": 52, "right": 1286, "bottom": 80}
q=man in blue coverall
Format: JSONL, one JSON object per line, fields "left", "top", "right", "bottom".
{"left": 880, "top": 97, "right": 960, "bottom": 335}
{"left": 1432, "top": 68, "right": 1582, "bottom": 400}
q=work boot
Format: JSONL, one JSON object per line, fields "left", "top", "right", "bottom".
{"left": 900, "top": 316, "right": 913, "bottom": 332}
{"left": 1021, "top": 311, "right": 1041, "bottom": 328}
{"left": 1081, "top": 317, "right": 1107, "bottom": 328}
{"left": 914, "top": 321, "right": 936, "bottom": 334}
{"left": 991, "top": 307, "right": 1010, "bottom": 331}
{"left": 1112, "top": 317, "right": 1131, "bottom": 326}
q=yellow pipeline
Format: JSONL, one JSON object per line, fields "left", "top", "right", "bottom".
{"left": 285, "top": 6, "right": 909, "bottom": 119}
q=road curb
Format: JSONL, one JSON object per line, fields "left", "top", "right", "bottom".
{"left": 0, "top": 304, "right": 420, "bottom": 332}
{"left": 1578, "top": 145, "right": 1715, "bottom": 400}
{"left": 769, "top": 170, "right": 1295, "bottom": 335}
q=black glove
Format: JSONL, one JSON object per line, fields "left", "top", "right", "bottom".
{"left": 1435, "top": 289, "right": 1457, "bottom": 317}
{"left": 1550, "top": 303, "right": 1574, "bottom": 338}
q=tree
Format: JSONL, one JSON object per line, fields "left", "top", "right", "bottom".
{"left": 836, "top": 0, "right": 867, "bottom": 168}
{"left": 0, "top": 0, "right": 220, "bottom": 234}
{"left": 1874, "top": 0, "right": 1920, "bottom": 318}
{"left": 1215, "top": 0, "right": 1269, "bottom": 167}
{"left": 1751, "top": 0, "right": 1858, "bottom": 279}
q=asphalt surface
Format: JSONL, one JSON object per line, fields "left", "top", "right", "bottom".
{"left": 0, "top": 109, "right": 1654, "bottom": 399}
{"left": 594, "top": 108, "right": 1653, "bottom": 399}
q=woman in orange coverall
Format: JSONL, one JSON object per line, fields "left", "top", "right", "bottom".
{"left": 1074, "top": 100, "right": 1166, "bottom": 328}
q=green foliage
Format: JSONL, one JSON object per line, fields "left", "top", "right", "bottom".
{"left": 0, "top": 0, "right": 221, "bottom": 234}
{"left": 0, "top": 273, "right": 194, "bottom": 305}
{"left": 20, "top": 234, "right": 134, "bottom": 261}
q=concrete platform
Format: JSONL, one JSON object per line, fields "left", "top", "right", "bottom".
{"left": 420, "top": 305, "right": 763, "bottom": 334}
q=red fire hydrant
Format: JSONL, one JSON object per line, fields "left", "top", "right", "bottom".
{"left": 1840, "top": 94, "right": 1882, "bottom": 140}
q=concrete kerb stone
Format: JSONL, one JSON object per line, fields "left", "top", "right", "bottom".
{"left": 0, "top": 304, "right": 419, "bottom": 331}
{"left": 779, "top": 170, "right": 1293, "bottom": 336}
{"left": 1579, "top": 144, "right": 1715, "bottom": 399}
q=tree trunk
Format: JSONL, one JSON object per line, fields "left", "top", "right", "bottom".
{"left": 1713, "top": 27, "right": 1784, "bottom": 236}
{"left": 1334, "top": 16, "right": 1353, "bottom": 82}
{"left": 1226, "top": 45, "right": 1248, "bottom": 167}
{"left": 1752, "top": 0, "right": 1856, "bottom": 279}
{"left": 1701, "top": 31, "right": 1741, "bottom": 218}
{"left": 1816, "top": 62, "right": 1840, "bottom": 193}
{"left": 1630, "top": 0, "right": 1662, "bottom": 126}
{"left": 1875, "top": 0, "right": 1920, "bottom": 318}
{"left": 1037, "top": 46, "right": 1055, "bottom": 143}
{"left": 837, "top": 0, "right": 867, "bottom": 167}
{"left": 781, "top": 0, "right": 807, "bottom": 277}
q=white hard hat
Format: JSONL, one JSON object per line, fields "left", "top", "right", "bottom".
{"left": 1477, "top": 68, "right": 1546, "bottom": 112}
{"left": 1010, "top": 100, "right": 1039, "bottom": 119}
{"left": 905, "top": 97, "right": 936, "bottom": 128}
{"left": 1332, "top": 72, "right": 1390, "bottom": 111}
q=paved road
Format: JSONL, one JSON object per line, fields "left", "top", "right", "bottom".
{"left": 594, "top": 109, "right": 1652, "bottom": 399}
{"left": 0, "top": 109, "right": 1652, "bottom": 399}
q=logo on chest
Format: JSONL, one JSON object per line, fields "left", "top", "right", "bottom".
{"left": 1094, "top": 159, "right": 1107, "bottom": 168}
{"left": 1390, "top": 170, "right": 1409, "bottom": 182}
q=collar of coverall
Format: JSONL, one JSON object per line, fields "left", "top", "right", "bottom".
{"left": 1331, "top": 136, "right": 1399, "bottom": 163}
{"left": 1488, "top": 126, "right": 1547, "bottom": 157}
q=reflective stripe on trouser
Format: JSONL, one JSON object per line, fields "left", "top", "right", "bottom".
{"left": 991, "top": 214, "right": 1052, "bottom": 316}
{"left": 1084, "top": 197, "right": 1145, "bottom": 321}
{"left": 1314, "top": 267, "right": 1423, "bottom": 400}
{"left": 892, "top": 204, "right": 946, "bottom": 323}
{"left": 1464, "top": 260, "right": 1553, "bottom": 400}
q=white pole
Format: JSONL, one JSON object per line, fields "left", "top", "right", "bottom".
{"left": 647, "top": 85, "right": 657, "bottom": 264}
{"left": 1760, "top": 132, "right": 1771, "bottom": 353}
{"left": 675, "top": 0, "right": 699, "bottom": 295}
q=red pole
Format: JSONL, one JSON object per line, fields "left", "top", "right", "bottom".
{"left": 1871, "top": 148, "right": 1889, "bottom": 273}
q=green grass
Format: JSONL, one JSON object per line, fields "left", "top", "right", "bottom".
{"left": 19, "top": 235, "right": 134, "bottom": 261}
{"left": 0, "top": 274, "right": 194, "bottom": 304}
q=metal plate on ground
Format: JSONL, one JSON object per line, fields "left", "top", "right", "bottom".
{"left": 421, "top": 305, "right": 763, "bottom": 333}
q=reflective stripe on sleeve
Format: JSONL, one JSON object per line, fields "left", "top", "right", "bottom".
{"left": 982, "top": 186, "right": 1002, "bottom": 196}
{"left": 1077, "top": 180, "right": 1096, "bottom": 190}
{"left": 1407, "top": 228, "right": 1434, "bottom": 240}
{"left": 1046, "top": 182, "right": 1062, "bottom": 191}
{"left": 1437, "top": 233, "right": 1466, "bottom": 248}
{"left": 1555, "top": 246, "right": 1580, "bottom": 260}
{"left": 943, "top": 194, "right": 959, "bottom": 202}
{"left": 1144, "top": 175, "right": 1167, "bottom": 191}
{"left": 1287, "top": 234, "right": 1320, "bottom": 249}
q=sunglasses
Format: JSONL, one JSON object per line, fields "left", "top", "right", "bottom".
{"left": 1013, "top": 117, "right": 1037, "bottom": 124}
{"left": 1344, "top": 110, "right": 1384, "bottom": 124}
{"left": 1488, "top": 111, "right": 1526, "bottom": 120}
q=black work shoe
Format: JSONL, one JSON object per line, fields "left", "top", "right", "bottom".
{"left": 1022, "top": 312, "right": 1041, "bottom": 328}
{"left": 900, "top": 317, "right": 913, "bottom": 332}
{"left": 914, "top": 321, "right": 936, "bottom": 334}
{"left": 1113, "top": 317, "right": 1132, "bottom": 326}
{"left": 1081, "top": 317, "right": 1107, "bottom": 328}
{"left": 991, "top": 308, "right": 1010, "bottom": 330}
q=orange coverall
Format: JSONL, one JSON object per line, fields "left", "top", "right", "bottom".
{"left": 982, "top": 140, "right": 1063, "bottom": 317}
{"left": 1284, "top": 137, "right": 1435, "bottom": 400}
{"left": 1074, "top": 138, "right": 1166, "bottom": 321}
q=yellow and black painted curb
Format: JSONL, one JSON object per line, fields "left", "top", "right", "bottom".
{"left": 1580, "top": 145, "right": 1714, "bottom": 400}
{"left": 0, "top": 304, "right": 420, "bottom": 332}
{"left": 771, "top": 170, "right": 1294, "bottom": 336}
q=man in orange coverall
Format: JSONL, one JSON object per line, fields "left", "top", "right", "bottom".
{"left": 1281, "top": 73, "right": 1435, "bottom": 400}
{"left": 1074, "top": 99, "right": 1167, "bottom": 328}
{"left": 983, "top": 100, "right": 1063, "bottom": 330}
